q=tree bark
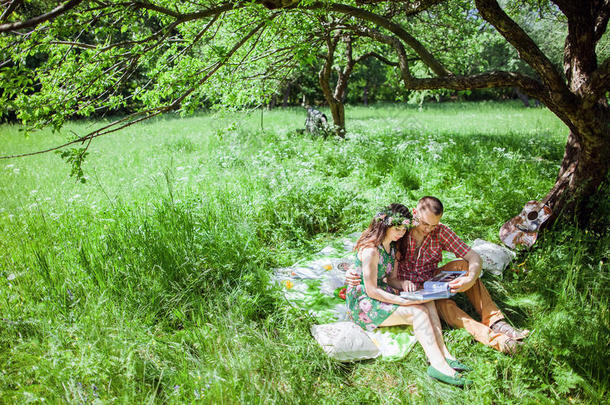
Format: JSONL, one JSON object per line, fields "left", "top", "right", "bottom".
{"left": 318, "top": 32, "right": 347, "bottom": 137}
{"left": 545, "top": 112, "right": 610, "bottom": 225}
{"left": 328, "top": 101, "right": 346, "bottom": 135}
{"left": 545, "top": 138, "right": 609, "bottom": 225}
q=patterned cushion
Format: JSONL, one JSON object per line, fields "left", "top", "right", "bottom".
{"left": 471, "top": 239, "right": 516, "bottom": 275}
{"left": 310, "top": 322, "right": 380, "bottom": 362}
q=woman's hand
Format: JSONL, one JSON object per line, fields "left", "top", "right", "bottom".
{"left": 402, "top": 280, "right": 417, "bottom": 292}
{"left": 345, "top": 267, "right": 361, "bottom": 287}
{"left": 356, "top": 247, "right": 418, "bottom": 306}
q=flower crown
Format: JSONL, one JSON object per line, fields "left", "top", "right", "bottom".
{"left": 374, "top": 209, "right": 417, "bottom": 227}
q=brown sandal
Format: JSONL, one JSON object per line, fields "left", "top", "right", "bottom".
{"left": 491, "top": 320, "right": 529, "bottom": 340}
{"left": 503, "top": 337, "right": 524, "bottom": 355}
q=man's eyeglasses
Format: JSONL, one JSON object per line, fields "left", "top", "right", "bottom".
{"left": 414, "top": 216, "right": 439, "bottom": 230}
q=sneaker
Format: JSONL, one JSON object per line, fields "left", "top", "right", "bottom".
{"left": 427, "top": 366, "right": 473, "bottom": 387}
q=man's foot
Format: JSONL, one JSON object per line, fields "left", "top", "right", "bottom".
{"left": 502, "top": 337, "right": 524, "bottom": 355}
{"left": 427, "top": 366, "right": 472, "bottom": 387}
{"left": 491, "top": 320, "right": 529, "bottom": 340}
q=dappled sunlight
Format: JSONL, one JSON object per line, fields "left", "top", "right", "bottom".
{"left": 0, "top": 102, "right": 606, "bottom": 403}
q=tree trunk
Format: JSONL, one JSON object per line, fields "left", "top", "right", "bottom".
{"left": 543, "top": 114, "right": 610, "bottom": 226}
{"left": 319, "top": 75, "right": 347, "bottom": 137}
{"left": 318, "top": 33, "right": 346, "bottom": 137}
{"left": 328, "top": 100, "right": 346, "bottom": 137}
{"left": 363, "top": 85, "right": 369, "bottom": 106}
{"left": 542, "top": 3, "right": 610, "bottom": 225}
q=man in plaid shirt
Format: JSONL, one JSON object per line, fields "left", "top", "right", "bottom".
{"left": 348, "top": 196, "right": 528, "bottom": 353}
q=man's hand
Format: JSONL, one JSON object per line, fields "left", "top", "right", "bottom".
{"left": 402, "top": 280, "right": 417, "bottom": 292}
{"left": 345, "top": 267, "right": 361, "bottom": 287}
{"left": 448, "top": 274, "right": 476, "bottom": 293}
{"left": 448, "top": 250, "right": 482, "bottom": 293}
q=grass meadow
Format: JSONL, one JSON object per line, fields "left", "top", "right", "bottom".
{"left": 0, "top": 101, "right": 608, "bottom": 403}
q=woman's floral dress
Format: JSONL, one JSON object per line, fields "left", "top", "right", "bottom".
{"left": 346, "top": 244, "right": 399, "bottom": 331}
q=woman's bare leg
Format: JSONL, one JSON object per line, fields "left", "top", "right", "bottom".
{"left": 425, "top": 301, "right": 454, "bottom": 360}
{"left": 380, "top": 305, "right": 456, "bottom": 376}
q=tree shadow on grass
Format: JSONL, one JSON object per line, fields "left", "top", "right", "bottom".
{"left": 446, "top": 223, "right": 609, "bottom": 397}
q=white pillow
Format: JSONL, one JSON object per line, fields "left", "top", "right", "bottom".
{"left": 310, "top": 322, "right": 380, "bottom": 362}
{"left": 471, "top": 239, "right": 516, "bottom": 276}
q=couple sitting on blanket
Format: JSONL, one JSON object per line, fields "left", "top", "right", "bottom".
{"left": 345, "top": 196, "right": 528, "bottom": 386}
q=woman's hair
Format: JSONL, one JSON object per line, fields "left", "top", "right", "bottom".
{"left": 355, "top": 203, "right": 412, "bottom": 251}
{"left": 396, "top": 230, "right": 409, "bottom": 257}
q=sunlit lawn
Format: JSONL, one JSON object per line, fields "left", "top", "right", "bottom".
{"left": 0, "top": 101, "right": 607, "bottom": 403}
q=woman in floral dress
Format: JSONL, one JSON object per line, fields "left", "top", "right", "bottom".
{"left": 346, "top": 204, "right": 470, "bottom": 386}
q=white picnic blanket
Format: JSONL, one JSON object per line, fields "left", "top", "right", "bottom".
{"left": 272, "top": 235, "right": 417, "bottom": 361}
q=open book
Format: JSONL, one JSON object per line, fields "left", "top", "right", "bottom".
{"left": 399, "top": 271, "right": 466, "bottom": 301}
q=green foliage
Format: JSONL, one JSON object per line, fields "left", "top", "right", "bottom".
{"left": 55, "top": 147, "right": 89, "bottom": 183}
{"left": 0, "top": 0, "right": 579, "bottom": 134}
{"left": 0, "top": 102, "right": 607, "bottom": 403}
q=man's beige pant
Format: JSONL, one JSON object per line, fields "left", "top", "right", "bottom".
{"left": 434, "top": 260, "right": 511, "bottom": 353}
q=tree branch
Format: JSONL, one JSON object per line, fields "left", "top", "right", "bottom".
{"left": 550, "top": 0, "right": 581, "bottom": 18}
{"left": 318, "top": 31, "right": 340, "bottom": 104}
{"left": 47, "top": 17, "right": 181, "bottom": 52}
{"left": 355, "top": 0, "right": 446, "bottom": 15}
{"left": 474, "top": 0, "right": 570, "bottom": 99}
{"left": 163, "top": 14, "right": 220, "bottom": 65}
{"left": 306, "top": 2, "right": 452, "bottom": 76}
{"left": 0, "top": 0, "right": 23, "bottom": 22}
{"left": 49, "top": 40, "right": 97, "bottom": 49}
{"left": 356, "top": 51, "right": 399, "bottom": 66}
{"left": 129, "top": 0, "right": 184, "bottom": 18}
{"left": 352, "top": 26, "right": 414, "bottom": 81}
{"left": 0, "top": 0, "right": 84, "bottom": 33}
{"left": 401, "top": 72, "right": 545, "bottom": 96}
{"left": 0, "top": 18, "right": 270, "bottom": 160}
{"left": 355, "top": 25, "right": 546, "bottom": 100}
{"left": 334, "top": 34, "right": 354, "bottom": 100}
{"left": 130, "top": 1, "right": 240, "bottom": 23}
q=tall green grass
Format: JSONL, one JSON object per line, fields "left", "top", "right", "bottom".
{"left": 0, "top": 101, "right": 607, "bottom": 403}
